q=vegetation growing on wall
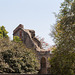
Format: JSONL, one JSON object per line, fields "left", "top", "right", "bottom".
{"left": 13, "top": 36, "right": 22, "bottom": 43}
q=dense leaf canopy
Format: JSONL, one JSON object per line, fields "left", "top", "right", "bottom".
{"left": 50, "top": 0, "right": 75, "bottom": 75}
{"left": 0, "top": 38, "right": 39, "bottom": 74}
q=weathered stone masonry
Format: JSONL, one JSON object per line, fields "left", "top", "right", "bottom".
{"left": 13, "top": 24, "right": 51, "bottom": 74}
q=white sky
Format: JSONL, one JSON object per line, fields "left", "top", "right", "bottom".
{"left": 0, "top": 0, "right": 64, "bottom": 46}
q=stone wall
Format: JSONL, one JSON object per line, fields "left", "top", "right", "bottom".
{"left": 36, "top": 51, "right": 50, "bottom": 68}
{"left": 13, "top": 24, "right": 42, "bottom": 49}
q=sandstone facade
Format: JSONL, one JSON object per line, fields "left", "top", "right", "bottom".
{"left": 13, "top": 24, "right": 51, "bottom": 74}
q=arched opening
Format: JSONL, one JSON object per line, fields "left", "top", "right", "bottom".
{"left": 41, "top": 57, "right": 46, "bottom": 68}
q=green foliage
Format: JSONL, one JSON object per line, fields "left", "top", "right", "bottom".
{"left": 0, "top": 38, "right": 39, "bottom": 74}
{"left": 0, "top": 26, "right": 8, "bottom": 38}
{"left": 13, "top": 36, "right": 22, "bottom": 43}
{"left": 0, "top": 34, "right": 3, "bottom": 38}
{"left": 50, "top": 0, "right": 75, "bottom": 75}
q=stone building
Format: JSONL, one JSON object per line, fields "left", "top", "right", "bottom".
{"left": 13, "top": 24, "right": 51, "bottom": 74}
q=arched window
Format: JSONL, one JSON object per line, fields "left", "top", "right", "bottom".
{"left": 41, "top": 57, "right": 46, "bottom": 68}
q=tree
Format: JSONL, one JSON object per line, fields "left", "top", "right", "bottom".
{"left": 0, "top": 38, "right": 39, "bottom": 74}
{"left": 0, "top": 26, "right": 39, "bottom": 74}
{"left": 50, "top": 0, "right": 75, "bottom": 75}
{"left": 0, "top": 26, "right": 8, "bottom": 38}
